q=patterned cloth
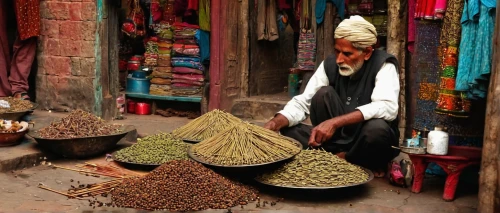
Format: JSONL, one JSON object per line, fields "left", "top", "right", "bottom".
{"left": 15, "top": 0, "right": 40, "bottom": 40}
{"left": 438, "top": 0, "right": 464, "bottom": 61}
{"left": 411, "top": 20, "right": 485, "bottom": 138}
{"left": 455, "top": 0, "right": 496, "bottom": 99}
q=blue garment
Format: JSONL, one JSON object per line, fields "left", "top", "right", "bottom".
{"left": 316, "top": 0, "right": 345, "bottom": 24}
{"left": 455, "top": 0, "right": 496, "bottom": 99}
{"left": 195, "top": 30, "right": 210, "bottom": 64}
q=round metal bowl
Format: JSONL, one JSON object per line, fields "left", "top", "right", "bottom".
{"left": 0, "top": 102, "right": 38, "bottom": 121}
{"left": 254, "top": 167, "right": 374, "bottom": 190}
{"left": 110, "top": 151, "right": 162, "bottom": 171}
{"left": 0, "top": 128, "right": 30, "bottom": 147}
{"left": 187, "top": 138, "right": 303, "bottom": 175}
{"left": 28, "top": 125, "right": 135, "bottom": 159}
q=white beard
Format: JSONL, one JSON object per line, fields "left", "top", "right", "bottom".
{"left": 338, "top": 60, "right": 364, "bottom": 77}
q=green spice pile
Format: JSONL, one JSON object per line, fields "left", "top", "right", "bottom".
{"left": 256, "top": 149, "right": 370, "bottom": 187}
{"left": 111, "top": 160, "right": 258, "bottom": 211}
{"left": 114, "top": 133, "right": 189, "bottom": 164}
{"left": 37, "top": 109, "right": 122, "bottom": 139}
{"left": 172, "top": 109, "right": 242, "bottom": 141}
{"left": 191, "top": 122, "right": 301, "bottom": 165}
{"left": 0, "top": 97, "right": 33, "bottom": 113}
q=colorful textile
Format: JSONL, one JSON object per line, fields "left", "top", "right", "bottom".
{"left": 297, "top": 31, "right": 316, "bottom": 70}
{"left": 171, "top": 57, "right": 204, "bottom": 70}
{"left": 195, "top": 30, "right": 210, "bottom": 63}
{"left": 455, "top": 0, "right": 496, "bottom": 99}
{"left": 151, "top": 78, "right": 172, "bottom": 85}
{"left": 172, "top": 73, "right": 204, "bottom": 82}
{"left": 438, "top": 0, "right": 464, "bottom": 61}
{"left": 14, "top": 0, "right": 40, "bottom": 40}
{"left": 172, "top": 67, "right": 203, "bottom": 74}
{"left": 415, "top": 0, "right": 446, "bottom": 20}
{"left": 172, "top": 79, "right": 204, "bottom": 86}
{"left": 316, "top": 0, "right": 345, "bottom": 24}
{"left": 173, "top": 44, "right": 200, "bottom": 56}
{"left": 411, "top": 20, "right": 485, "bottom": 138}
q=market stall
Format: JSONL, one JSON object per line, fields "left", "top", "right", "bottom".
{"left": 118, "top": 0, "right": 211, "bottom": 115}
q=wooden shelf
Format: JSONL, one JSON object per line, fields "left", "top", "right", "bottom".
{"left": 125, "top": 92, "right": 202, "bottom": 102}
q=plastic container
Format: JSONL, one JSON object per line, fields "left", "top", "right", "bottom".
{"left": 126, "top": 77, "right": 151, "bottom": 94}
{"left": 127, "top": 100, "right": 136, "bottom": 113}
{"left": 427, "top": 126, "right": 449, "bottom": 155}
{"left": 135, "top": 103, "right": 151, "bottom": 115}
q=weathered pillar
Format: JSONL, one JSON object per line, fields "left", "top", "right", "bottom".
{"left": 478, "top": 8, "right": 500, "bottom": 213}
{"left": 37, "top": 0, "right": 117, "bottom": 119}
{"left": 387, "top": 0, "right": 407, "bottom": 144}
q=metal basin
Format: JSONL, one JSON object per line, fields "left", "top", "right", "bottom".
{"left": 29, "top": 125, "right": 136, "bottom": 159}
{"left": 0, "top": 102, "right": 38, "bottom": 121}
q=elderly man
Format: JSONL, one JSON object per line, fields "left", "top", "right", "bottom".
{"left": 264, "top": 16, "right": 400, "bottom": 176}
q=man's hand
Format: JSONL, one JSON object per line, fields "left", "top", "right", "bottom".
{"left": 308, "top": 110, "right": 365, "bottom": 147}
{"left": 264, "top": 114, "right": 289, "bottom": 131}
{"left": 308, "top": 118, "right": 338, "bottom": 147}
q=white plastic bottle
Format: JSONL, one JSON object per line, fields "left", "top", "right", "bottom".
{"left": 427, "top": 126, "right": 449, "bottom": 155}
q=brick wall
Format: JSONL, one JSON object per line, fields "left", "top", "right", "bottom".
{"left": 36, "top": 0, "right": 98, "bottom": 112}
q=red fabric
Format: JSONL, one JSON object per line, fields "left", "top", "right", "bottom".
{"left": 14, "top": 0, "right": 40, "bottom": 40}
{"left": 408, "top": 0, "right": 416, "bottom": 53}
{"left": 187, "top": 0, "right": 199, "bottom": 11}
{"left": 278, "top": 0, "right": 291, "bottom": 9}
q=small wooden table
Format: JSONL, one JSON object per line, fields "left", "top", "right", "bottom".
{"left": 406, "top": 146, "right": 482, "bottom": 201}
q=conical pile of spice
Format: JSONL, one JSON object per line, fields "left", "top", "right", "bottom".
{"left": 191, "top": 122, "right": 301, "bottom": 166}
{"left": 37, "top": 109, "right": 122, "bottom": 139}
{"left": 172, "top": 109, "right": 242, "bottom": 141}
{"left": 256, "top": 149, "right": 370, "bottom": 187}
{"left": 0, "top": 97, "right": 33, "bottom": 113}
{"left": 111, "top": 160, "right": 258, "bottom": 211}
{"left": 114, "top": 133, "right": 190, "bottom": 164}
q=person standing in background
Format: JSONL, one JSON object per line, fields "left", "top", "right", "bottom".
{"left": 0, "top": 0, "right": 40, "bottom": 100}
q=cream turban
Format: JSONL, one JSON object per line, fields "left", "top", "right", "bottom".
{"left": 334, "top": 15, "right": 377, "bottom": 48}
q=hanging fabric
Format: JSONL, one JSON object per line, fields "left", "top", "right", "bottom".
{"left": 316, "top": 0, "right": 345, "bottom": 24}
{"left": 455, "top": 0, "right": 496, "bottom": 99}
{"left": 257, "top": 0, "right": 279, "bottom": 41}
{"left": 199, "top": 0, "right": 211, "bottom": 31}
{"left": 121, "top": 0, "right": 146, "bottom": 38}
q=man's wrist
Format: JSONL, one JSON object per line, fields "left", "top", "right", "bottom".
{"left": 273, "top": 113, "right": 289, "bottom": 129}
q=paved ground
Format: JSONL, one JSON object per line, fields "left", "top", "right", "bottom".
{"left": 0, "top": 110, "right": 479, "bottom": 213}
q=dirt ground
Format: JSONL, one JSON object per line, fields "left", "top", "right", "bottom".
{"left": 0, "top": 110, "right": 479, "bottom": 213}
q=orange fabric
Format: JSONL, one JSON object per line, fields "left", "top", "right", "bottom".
{"left": 14, "top": 0, "right": 40, "bottom": 40}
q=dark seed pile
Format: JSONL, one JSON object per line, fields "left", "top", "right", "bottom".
{"left": 37, "top": 109, "right": 122, "bottom": 139}
{"left": 114, "top": 133, "right": 190, "bottom": 164}
{"left": 0, "top": 97, "right": 33, "bottom": 113}
{"left": 111, "top": 160, "right": 258, "bottom": 211}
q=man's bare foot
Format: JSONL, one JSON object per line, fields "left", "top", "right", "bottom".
{"left": 374, "top": 170, "right": 386, "bottom": 178}
{"left": 336, "top": 152, "right": 346, "bottom": 159}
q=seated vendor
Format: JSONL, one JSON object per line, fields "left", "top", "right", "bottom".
{"left": 264, "top": 15, "right": 400, "bottom": 177}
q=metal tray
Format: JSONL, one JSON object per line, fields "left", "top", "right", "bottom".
{"left": 0, "top": 102, "right": 38, "bottom": 121}
{"left": 182, "top": 138, "right": 201, "bottom": 144}
{"left": 187, "top": 138, "right": 303, "bottom": 169}
{"left": 254, "top": 167, "right": 374, "bottom": 190}
{"left": 110, "top": 151, "right": 161, "bottom": 170}
{"left": 29, "top": 125, "right": 135, "bottom": 159}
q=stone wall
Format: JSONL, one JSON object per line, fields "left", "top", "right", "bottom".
{"left": 37, "top": 0, "right": 98, "bottom": 112}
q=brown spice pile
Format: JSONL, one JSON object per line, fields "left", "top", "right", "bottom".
{"left": 111, "top": 160, "right": 258, "bottom": 211}
{"left": 37, "top": 109, "right": 122, "bottom": 139}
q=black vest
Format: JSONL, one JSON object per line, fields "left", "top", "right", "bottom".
{"left": 324, "top": 50, "right": 400, "bottom": 144}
